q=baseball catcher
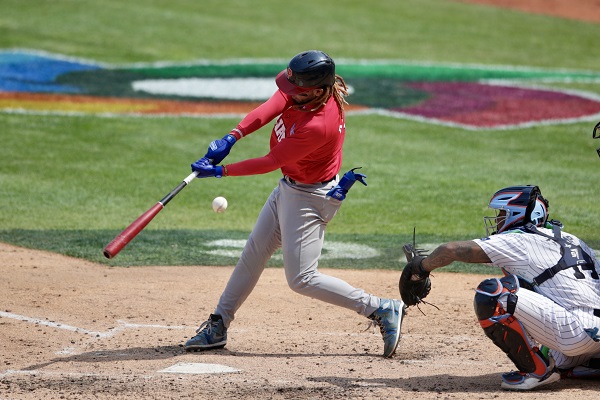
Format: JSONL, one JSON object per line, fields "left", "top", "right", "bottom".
{"left": 399, "top": 185, "right": 600, "bottom": 390}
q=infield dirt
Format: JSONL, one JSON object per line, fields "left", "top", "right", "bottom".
{"left": 1, "top": 242, "right": 598, "bottom": 399}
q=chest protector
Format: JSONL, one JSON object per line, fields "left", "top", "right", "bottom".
{"left": 521, "top": 222, "right": 597, "bottom": 286}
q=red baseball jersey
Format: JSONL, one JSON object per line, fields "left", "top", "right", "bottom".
{"left": 226, "top": 89, "right": 345, "bottom": 184}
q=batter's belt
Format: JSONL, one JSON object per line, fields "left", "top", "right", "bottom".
{"left": 284, "top": 175, "right": 338, "bottom": 185}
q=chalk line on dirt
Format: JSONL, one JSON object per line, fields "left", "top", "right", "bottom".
{"left": 0, "top": 369, "right": 156, "bottom": 380}
{"left": 0, "top": 310, "right": 186, "bottom": 338}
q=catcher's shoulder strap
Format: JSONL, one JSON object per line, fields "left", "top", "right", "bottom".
{"left": 521, "top": 222, "right": 596, "bottom": 286}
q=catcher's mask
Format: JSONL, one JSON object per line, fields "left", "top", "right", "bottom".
{"left": 276, "top": 50, "right": 335, "bottom": 96}
{"left": 484, "top": 185, "right": 549, "bottom": 236}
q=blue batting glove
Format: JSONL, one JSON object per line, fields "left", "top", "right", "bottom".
{"left": 205, "top": 134, "right": 236, "bottom": 165}
{"left": 191, "top": 157, "right": 224, "bottom": 178}
{"left": 326, "top": 167, "right": 367, "bottom": 201}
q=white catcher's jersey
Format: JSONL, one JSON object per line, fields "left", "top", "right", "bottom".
{"left": 473, "top": 228, "right": 600, "bottom": 311}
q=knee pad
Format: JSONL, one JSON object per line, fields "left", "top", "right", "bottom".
{"left": 473, "top": 275, "right": 549, "bottom": 376}
{"left": 473, "top": 275, "right": 519, "bottom": 320}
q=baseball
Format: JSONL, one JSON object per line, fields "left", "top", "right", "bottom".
{"left": 212, "top": 196, "right": 228, "bottom": 213}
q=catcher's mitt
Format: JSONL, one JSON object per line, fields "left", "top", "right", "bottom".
{"left": 399, "top": 243, "right": 431, "bottom": 307}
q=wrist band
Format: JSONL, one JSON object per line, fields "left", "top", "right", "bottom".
{"left": 230, "top": 128, "right": 244, "bottom": 139}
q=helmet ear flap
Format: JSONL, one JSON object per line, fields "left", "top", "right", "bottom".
{"left": 537, "top": 193, "right": 549, "bottom": 210}
{"left": 526, "top": 186, "right": 549, "bottom": 226}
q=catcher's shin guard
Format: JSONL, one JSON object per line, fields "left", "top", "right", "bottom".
{"left": 474, "top": 275, "right": 550, "bottom": 377}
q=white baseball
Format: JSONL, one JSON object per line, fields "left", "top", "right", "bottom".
{"left": 212, "top": 196, "right": 228, "bottom": 213}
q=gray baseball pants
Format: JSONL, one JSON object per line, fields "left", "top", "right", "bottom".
{"left": 214, "top": 177, "right": 381, "bottom": 327}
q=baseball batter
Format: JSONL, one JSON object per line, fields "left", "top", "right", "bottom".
{"left": 185, "top": 50, "right": 405, "bottom": 358}
{"left": 400, "top": 185, "right": 600, "bottom": 390}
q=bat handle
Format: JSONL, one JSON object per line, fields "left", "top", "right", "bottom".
{"left": 186, "top": 170, "right": 200, "bottom": 182}
{"left": 159, "top": 171, "right": 199, "bottom": 206}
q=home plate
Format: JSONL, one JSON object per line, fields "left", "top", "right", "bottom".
{"left": 160, "top": 362, "right": 241, "bottom": 374}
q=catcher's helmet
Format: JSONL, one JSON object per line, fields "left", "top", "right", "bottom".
{"left": 484, "top": 185, "right": 549, "bottom": 236}
{"left": 276, "top": 50, "right": 336, "bottom": 95}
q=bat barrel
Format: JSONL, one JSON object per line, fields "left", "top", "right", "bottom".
{"left": 102, "top": 171, "right": 198, "bottom": 259}
{"left": 103, "top": 202, "right": 164, "bottom": 258}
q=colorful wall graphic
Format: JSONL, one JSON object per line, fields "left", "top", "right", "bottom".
{"left": 2, "top": 49, "right": 600, "bottom": 129}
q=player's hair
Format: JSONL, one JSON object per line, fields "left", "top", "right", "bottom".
{"left": 331, "top": 75, "right": 350, "bottom": 112}
{"left": 299, "top": 74, "right": 349, "bottom": 114}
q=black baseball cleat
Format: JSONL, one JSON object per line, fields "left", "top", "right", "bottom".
{"left": 184, "top": 314, "right": 227, "bottom": 351}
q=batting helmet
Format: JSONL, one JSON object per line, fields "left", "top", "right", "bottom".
{"left": 276, "top": 50, "right": 336, "bottom": 95}
{"left": 484, "top": 185, "right": 549, "bottom": 236}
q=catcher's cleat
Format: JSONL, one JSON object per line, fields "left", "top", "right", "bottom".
{"left": 560, "top": 365, "right": 600, "bottom": 379}
{"left": 368, "top": 299, "right": 405, "bottom": 358}
{"left": 184, "top": 314, "right": 227, "bottom": 351}
{"left": 560, "top": 358, "right": 600, "bottom": 379}
{"left": 500, "top": 356, "right": 560, "bottom": 390}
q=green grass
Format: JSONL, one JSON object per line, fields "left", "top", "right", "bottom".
{"left": 2, "top": 0, "right": 599, "bottom": 68}
{"left": 1, "top": 0, "right": 599, "bottom": 271}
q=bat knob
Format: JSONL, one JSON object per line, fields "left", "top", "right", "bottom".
{"left": 103, "top": 249, "right": 114, "bottom": 259}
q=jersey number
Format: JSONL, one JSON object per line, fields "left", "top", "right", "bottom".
{"left": 573, "top": 264, "right": 600, "bottom": 280}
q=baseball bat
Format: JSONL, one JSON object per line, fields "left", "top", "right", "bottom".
{"left": 103, "top": 171, "right": 199, "bottom": 259}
